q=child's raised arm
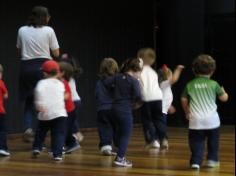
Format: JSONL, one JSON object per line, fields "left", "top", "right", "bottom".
{"left": 171, "top": 65, "right": 185, "bottom": 85}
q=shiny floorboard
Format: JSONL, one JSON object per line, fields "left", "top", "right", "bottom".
{"left": 0, "top": 126, "right": 235, "bottom": 176}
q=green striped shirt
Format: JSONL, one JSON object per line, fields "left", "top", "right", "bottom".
{"left": 182, "top": 76, "right": 224, "bottom": 129}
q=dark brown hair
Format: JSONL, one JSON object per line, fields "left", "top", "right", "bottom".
{"left": 137, "top": 48, "right": 156, "bottom": 65}
{"left": 27, "top": 6, "right": 50, "bottom": 27}
{"left": 120, "top": 58, "right": 142, "bottom": 73}
{"left": 192, "top": 54, "right": 216, "bottom": 75}
{"left": 99, "top": 58, "right": 119, "bottom": 79}
{"left": 59, "top": 61, "right": 74, "bottom": 81}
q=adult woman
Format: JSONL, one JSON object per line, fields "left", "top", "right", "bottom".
{"left": 16, "top": 6, "right": 60, "bottom": 142}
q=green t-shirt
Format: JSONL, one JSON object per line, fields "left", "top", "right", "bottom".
{"left": 182, "top": 76, "right": 224, "bottom": 129}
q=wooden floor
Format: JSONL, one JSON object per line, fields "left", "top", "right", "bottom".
{"left": 0, "top": 126, "right": 235, "bottom": 176}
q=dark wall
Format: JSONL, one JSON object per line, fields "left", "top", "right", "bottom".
{"left": 0, "top": 1, "right": 154, "bottom": 133}
{"left": 0, "top": 0, "right": 234, "bottom": 133}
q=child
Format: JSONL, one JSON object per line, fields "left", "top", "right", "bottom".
{"left": 0, "top": 64, "right": 10, "bottom": 156}
{"left": 59, "top": 61, "right": 81, "bottom": 154}
{"left": 33, "top": 60, "right": 67, "bottom": 161}
{"left": 138, "top": 48, "right": 163, "bottom": 148}
{"left": 61, "top": 53, "right": 84, "bottom": 142}
{"left": 181, "top": 54, "right": 228, "bottom": 169}
{"left": 95, "top": 58, "right": 119, "bottom": 156}
{"left": 157, "top": 64, "right": 185, "bottom": 148}
{"left": 105, "top": 58, "right": 143, "bottom": 167}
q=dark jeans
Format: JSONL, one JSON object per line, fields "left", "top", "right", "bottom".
{"left": 72, "top": 100, "right": 81, "bottom": 134}
{"left": 0, "top": 114, "right": 8, "bottom": 150}
{"left": 189, "top": 128, "right": 220, "bottom": 165}
{"left": 65, "top": 110, "right": 77, "bottom": 147}
{"left": 33, "top": 117, "right": 66, "bottom": 157}
{"left": 113, "top": 109, "right": 133, "bottom": 158}
{"left": 19, "top": 58, "right": 48, "bottom": 130}
{"left": 97, "top": 109, "right": 118, "bottom": 148}
{"left": 141, "top": 101, "right": 165, "bottom": 143}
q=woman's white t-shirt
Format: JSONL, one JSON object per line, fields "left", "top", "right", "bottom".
{"left": 35, "top": 78, "right": 67, "bottom": 121}
{"left": 16, "top": 26, "right": 59, "bottom": 60}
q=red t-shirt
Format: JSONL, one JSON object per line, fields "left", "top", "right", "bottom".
{"left": 0, "top": 79, "right": 8, "bottom": 114}
{"left": 63, "top": 80, "right": 75, "bottom": 112}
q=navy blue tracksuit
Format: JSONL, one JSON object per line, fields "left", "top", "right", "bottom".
{"left": 104, "top": 74, "right": 142, "bottom": 158}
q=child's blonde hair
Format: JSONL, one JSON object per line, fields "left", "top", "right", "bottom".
{"left": 192, "top": 54, "right": 216, "bottom": 75}
{"left": 0, "top": 64, "right": 3, "bottom": 73}
{"left": 137, "top": 48, "right": 156, "bottom": 65}
{"left": 99, "top": 58, "right": 119, "bottom": 79}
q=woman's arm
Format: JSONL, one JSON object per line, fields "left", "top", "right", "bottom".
{"left": 171, "top": 65, "right": 185, "bottom": 85}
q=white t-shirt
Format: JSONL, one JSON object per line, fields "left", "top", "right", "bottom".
{"left": 35, "top": 78, "right": 67, "bottom": 121}
{"left": 69, "top": 78, "right": 81, "bottom": 101}
{"left": 16, "top": 26, "right": 59, "bottom": 60}
{"left": 140, "top": 65, "right": 163, "bottom": 102}
{"left": 160, "top": 80, "right": 173, "bottom": 114}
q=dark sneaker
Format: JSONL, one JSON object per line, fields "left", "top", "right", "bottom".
{"left": 32, "top": 149, "right": 41, "bottom": 158}
{"left": 113, "top": 157, "right": 133, "bottom": 167}
{"left": 65, "top": 143, "right": 81, "bottom": 154}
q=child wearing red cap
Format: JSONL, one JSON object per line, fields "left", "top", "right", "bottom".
{"left": 32, "top": 60, "right": 67, "bottom": 161}
{"left": 0, "top": 64, "right": 10, "bottom": 156}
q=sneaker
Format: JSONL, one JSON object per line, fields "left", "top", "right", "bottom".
{"left": 32, "top": 149, "right": 41, "bottom": 157}
{"left": 65, "top": 143, "right": 81, "bottom": 154}
{"left": 113, "top": 157, "right": 133, "bottom": 167}
{"left": 73, "top": 132, "right": 84, "bottom": 142}
{"left": 0, "top": 150, "right": 10, "bottom": 156}
{"left": 191, "top": 164, "right": 200, "bottom": 169}
{"left": 146, "top": 140, "right": 160, "bottom": 149}
{"left": 101, "top": 145, "right": 112, "bottom": 156}
{"left": 23, "top": 128, "right": 34, "bottom": 143}
{"left": 206, "top": 160, "right": 220, "bottom": 168}
{"left": 161, "top": 138, "right": 169, "bottom": 149}
{"left": 54, "top": 156, "right": 63, "bottom": 161}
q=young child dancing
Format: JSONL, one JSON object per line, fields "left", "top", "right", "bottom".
{"left": 181, "top": 54, "right": 228, "bottom": 169}
{"left": 157, "top": 64, "right": 184, "bottom": 148}
{"left": 104, "top": 58, "right": 143, "bottom": 167}
{"left": 95, "top": 58, "right": 119, "bottom": 156}
{"left": 33, "top": 60, "right": 67, "bottom": 161}
{"left": 59, "top": 61, "right": 81, "bottom": 154}
{"left": 138, "top": 48, "right": 163, "bottom": 148}
{"left": 0, "top": 64, "right": 10, "bottom": 157}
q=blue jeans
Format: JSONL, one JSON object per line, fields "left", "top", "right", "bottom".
{"left": 141, "top": 101, "right": 165, "bottom": 143}
{"left": 33, "top": 117, "right": 66, "bottom": 157}
{"left": 24, "top": 96, "right": 36, "bottom": 130}
{"left": 0, "top": 114, "right": 8, "bottom": 150}
{"left": 113, "top": 108, "right": 133, "bottom": 158}
{"left": 65, "top": 110, "right": 77, "bottom": 147}
{"left": 189, "top": 128, "right": 220, "bottom": 165}
{"left": 72, "top": 100, "right": 81, "bottom": 134}
{"left": 97, "top": 109, "right": 118, "bottom": 148}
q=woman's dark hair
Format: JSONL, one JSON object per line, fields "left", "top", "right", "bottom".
{"left": 59, "top": 61, "right": 74, "bottom": 81}
{"left": 27, "top": 6, "right": 50, "bottom": 27}
{"left": 99, "top": 58, "right": 119, "bottom": 79}
{"left": 60, "top": 53, "right": 83, "bottom": 79}
{"left": 120, "top": 58, "right": 142, "bottom": 73}
{"left": 192, "top": 54, "right": 216, "bottom": 75}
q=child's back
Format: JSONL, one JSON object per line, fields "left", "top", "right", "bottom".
{"left": 35, "top": 78, "right": 67, "bottom": 120}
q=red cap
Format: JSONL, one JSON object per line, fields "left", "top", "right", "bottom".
{"left": 41, "top": 60, "right": 60, "bottom": 73}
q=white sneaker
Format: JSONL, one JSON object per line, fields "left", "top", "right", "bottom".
{"left": 161, "top": 138, "right": 169, "bottom": 149}
{"left": 191, "top": 164, "right": 200, "bottom": 169}
{"left": 0, "top": 150, "right": 10, "bottom": 156}
{"left": 206, "top": 160, "right": 220, "bottom": 168}
{"left": 113, "top": 157, "right": 132, "bottom": 167}
{"left": 54, "top": 156, "right": 63, "bottom": 161}
{"left": 100, "top": 145, "right": 112, "bottom": 155}
{"left": 146, "top": 140, "right": 160, "bottom": 149}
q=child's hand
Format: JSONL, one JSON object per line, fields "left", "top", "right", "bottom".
{"left": 177, "top": 65, "right": 185, "bottom": 69}
{"left": 36, "top": 105, "right": 46, "bottom": 113}
{"left": 168, "top": 105, "right": 176, "bottom": 115}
